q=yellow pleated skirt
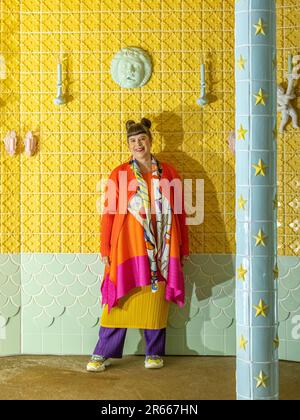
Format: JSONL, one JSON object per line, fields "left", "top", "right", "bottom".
{"left": 100, "top": 281, "right": 170, "bottom": 329}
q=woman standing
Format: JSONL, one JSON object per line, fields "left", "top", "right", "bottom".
{"left": 87, "top": 118, "right": 189, "bottom": 372}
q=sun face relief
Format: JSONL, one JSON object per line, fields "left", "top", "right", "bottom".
{"left": 111, "top": 47, "right": 152, "bottom": 89}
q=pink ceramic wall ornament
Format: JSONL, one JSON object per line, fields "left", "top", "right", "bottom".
{"left": 3, "top": 130, "right": 18, "bottom": 156}
{"left": 24, "top": 131, "right": 38, "bottom": 157}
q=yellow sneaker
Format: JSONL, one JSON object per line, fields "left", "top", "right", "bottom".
{"left": 86, "top": 356, "right": 110, "bottom": 372}
{"left": 144, "top": 355, "right": 164, "bottom": 369}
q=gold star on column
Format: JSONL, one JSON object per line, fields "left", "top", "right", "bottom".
{"left": 253, "top": 229, "right": 267, "bottom": 247}
{"left": 239, "top": 335, "right": 248, "bottom": 351}
{"left": 273, "top": 264, "right": 279, "bottom": 280}
{"left": 237, "top": 264, "right": 248, "bottom": 281}
{"left": 238, "top": 195, "right": 247, "bottom": 210}
{"left": 252, "top": 158, "right": 268, "bottom": 176}
{"left": 237, "top": 124, "right": 248, "bottom": 140}
{"left": 254, "top": 18, "right": 267, "bottom": 36}
{"left": 253, "top": 299, "right": 269, "bottom": 318}
{"left": 273, "top": 336, "right": 280, "bottom": 349}
{"left": 237, "top": 55, "right": 247, "bottom": 71}
{"left": 253, "top": 88, "right": 267, "bottom": 106}
{"left": 273, "top": 194, "right": 278, "bottom": 210}
{"left": 255, "top": 371, "right": 269, "bottom": 388}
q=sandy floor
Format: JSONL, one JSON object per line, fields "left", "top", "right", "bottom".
{"left": 0, "top": 356, "right": 299, "bottom": 400}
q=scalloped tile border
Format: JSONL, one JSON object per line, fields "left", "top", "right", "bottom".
{"left": 0, "top": 254, "right": 299, "bottom": 360}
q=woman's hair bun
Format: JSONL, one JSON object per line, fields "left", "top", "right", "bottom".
{"left": 126, "top": 120, "right": 136, "bottom": 131}
{"left": 141, "top": 118, "right": 151, "bottom": 129}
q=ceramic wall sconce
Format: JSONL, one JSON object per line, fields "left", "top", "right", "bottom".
{"left": 111, "top": 47, "right": 152, "bottom": 89}
{"left": 54, "top": 56, "right": 67, "bottom": 106}
{"left": 197, "top": 64, "right": 208, "bottom": 106}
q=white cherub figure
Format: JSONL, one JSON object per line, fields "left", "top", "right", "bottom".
{"left": 277, "top": 74, "right": 299, "bottom": 133}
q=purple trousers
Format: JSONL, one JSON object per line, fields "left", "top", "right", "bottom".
{"left": 93, "top": 327, "right": 166, "bottom": 358}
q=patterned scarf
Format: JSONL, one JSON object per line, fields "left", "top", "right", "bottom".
{"left": 128, "top": 155, "right": 172, "bottom": 293}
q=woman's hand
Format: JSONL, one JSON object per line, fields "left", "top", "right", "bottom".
{"left": 180, "top": 255, "right": 189, "bottom": 267}
{"left": 101, "top": 256, "right": 111, "bottom": 268}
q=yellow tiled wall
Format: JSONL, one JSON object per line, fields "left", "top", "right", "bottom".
{"left": 0, "top": 0, "right": 299, "bottom": 255}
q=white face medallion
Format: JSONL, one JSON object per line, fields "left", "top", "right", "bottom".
{"left": 111, "top": 47, "right": 152, "bottom": 89}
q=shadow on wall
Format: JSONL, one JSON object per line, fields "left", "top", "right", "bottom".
{"left": 133, "top": 111, "right": 236, "bottom": 356}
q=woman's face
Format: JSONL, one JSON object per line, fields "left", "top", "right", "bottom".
{"left": 127, "top": 133, "right": 152, "bottom": 161}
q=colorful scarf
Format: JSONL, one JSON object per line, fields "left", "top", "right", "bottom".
{"left": 128, "top": 155, "right": 172, "bottom": 293}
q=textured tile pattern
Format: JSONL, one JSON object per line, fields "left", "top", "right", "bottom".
{"left": 0, "top": 254, "right": 299, "bottom": 359}
{"left": 0, "top": 2, "right": 299, "bottom": 257}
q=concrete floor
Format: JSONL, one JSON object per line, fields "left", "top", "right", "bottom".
{"left": 0, "top": 356, "right": 299, "bottom": 400}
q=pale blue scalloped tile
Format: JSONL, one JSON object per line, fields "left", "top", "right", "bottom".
{"left": 36, "top": 268, "right": 54, "bottom": 286}
{"left": 45, "top": 279, "right": 66, "bottom": 297}
{"left": 43, "top": 334, "right": 63, "bottom": 355}
{"left": 78, "top": 270, "right": 99, "bottom": 286}
{"left": 62, "top": 314, "right": 81, "bottom": 334}
{"left": 34, "top": 311, "right": 54, "bottom": 328}
{"left": 83, "top": 334, "right": 99, "bottom": 355}
{"left": 68, "top": 280, "right": 88, "bottom": 297}
{"left": 56, "top": 289, "right": 77, "bottom": 307}
{"left": 281, "top": 295, "right": 300, "bottom": 314}
{"left": 0, "top": 301, "right": 20, "bottom": 318}
{"left": 56, "top": 254, "right": 77, "bottom": 265}
{"left": 203, "top": 334, "right": 225, "bottom": 355}
{"left": 21, "top": 256, "right": 43, "bottom": 274}
{"left": 22, "top": 279, "right": 44, "bottom": 296}
{"left": 44, "top": 302, "right": 65, "bottom": 318}
{"left": 66, "top": 302, "right": 87, "bottom": 318}
{"left": 284, "top": 267, "right": 300, "bottom": 290}
{"left": 68, "top": 257, "right": 89, "bottom": 275}
{"left": 62, "top": 334, "right": 82, "bottom": 355}
{"left": 22, "top": 334, "right": 43, "bottom": 354}
{"left": 0, "top": 280, "right": 19, "bottom": 298}
{"left": 287, "top": 341, "right": 300, "bottom": 362}
{"left": 56, "top": 270, "right": 76, "bottom": 287}
{"left": 34, "top": 292, "right": 55, "bottom": 307}
{"left": 0, "top": 256, "right": 20, "bottom": 275}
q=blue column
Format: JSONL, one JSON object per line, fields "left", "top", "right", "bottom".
{"left": 235, "top": 0, "right": 278, "bottom": 400}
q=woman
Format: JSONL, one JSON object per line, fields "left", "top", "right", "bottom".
{"left": 87, "top": 118, "right": 189, "bottom": 372}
